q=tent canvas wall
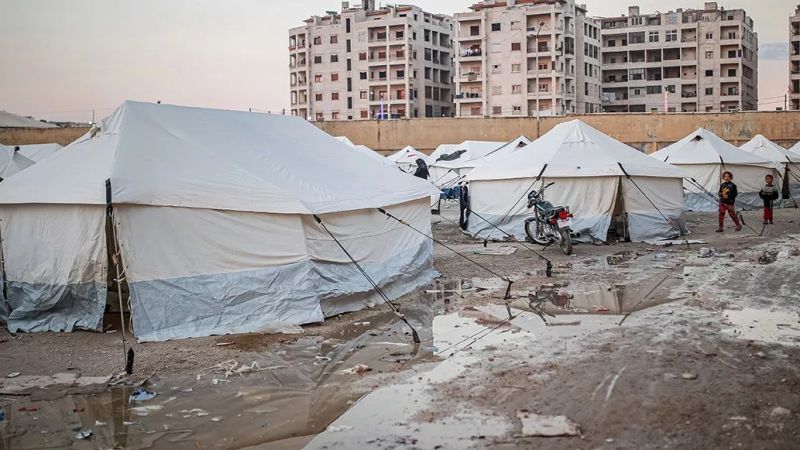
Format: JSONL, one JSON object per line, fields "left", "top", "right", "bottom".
{"left": 740, "top": 135, "right": 800, "bottom": 202}
{"left": 429, "top": 141, "right": 506, "bottom": 187}
{"left": 0, "top": 145, "right": 35, "bottom": 180}
{"left": 335, "top": 136, "right": 393, "bottom": 166}
{"left": 15, "top": 143, "right": 63, "bottom": 162}
{"left": 650, "top": 129, "right": 781, "bottom": 212}
{"left": 466, "top": 120, "right": 687, "bottom": 243}
{"left": 387, "top": 146, "right": 429, "bottom": 172}
{"left": 0, "top": 102, "right": 439, "bottom": 341}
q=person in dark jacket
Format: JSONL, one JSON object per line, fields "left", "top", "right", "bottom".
{"left": 412, "top": 158, "right": 429, "bottom": 180}
{"left": 759, "top": 174, "right": 779, "bottom": 225}
{"left": 717, "top": 171, "right": 741, "bottom": 232}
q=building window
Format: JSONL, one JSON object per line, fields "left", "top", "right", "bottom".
{"left": 315, "top": 93, "right": 323, "bottom": 101}
{"left": 470, "top": 25, "right": 480, "bottom": 36}
{"left": 608, "top": 39, "right": 616, "bottom": 47}
{"left": 646, "top": 86, "right": 662, "bottom": 95}
{"left": 648, "top": 31, "right": 659, "bottom": 42}
{"left": 330, "top": 54, "right": 339, "bottom": 63}
{"left": 316, "top": 112, "right": 323, "bottom": 121}
{"left": 492, "top": 106, "right": 502, "bottom": 115}
{"left": 332, "top": 92, "right": 339, "bottom": 101}
{"left": 359, "top": 90, "right": 367, "bottom": 100}
{"left": 705, "top": 32, "right": 713, "bottom": 40}
{"left": 313, "top": 36, "right": 322, "bottom": 45}
{"left": 360, "top": 72, "right": 367, "bottom": 80}
{"left": 665, "top": 30, "right": 677, "bottom": 42}
{"left": 705, "top": 51, "right": 713, "bottom": 59}
{"left": 705, "top": 69, "right": 714, "bottom": 77}
{"left": 491, "top": 23, "right": 501, "bottom": 32}
{"left": 512, "top": 64, "right": 521, "bottom": 73}
{"left": 331, "top": 73, "right": 339, "bottom": 81}
{"left": 330, "top": 35, "right": 338, "bottom": 44}
{"left": 491, "top": 64, "right": 501, "bottom": 74}
{"left": 728, "top": 68, "right": 737, "bottom": 77}
{"left": 331, "top": 112, "right": 340, "bottom": 120}
{"left": 359, "top": 52, "right": 367, "bottom": 61}
{"left": 512, "top": 84, "right": 521, "bottom": 93}
{"left": 705, "top": 87, "right": 713, "bottom": 95}
{"left": 314, "top": 56, "right": 322, "bottom": 64}
{"left": 511, "top": 42, "right": 521, "bottom": 51}
{"left": 512, "top": 105, "right": 522, "bottom": 113}
{"left": 314, "top": 74, "right": 323, "bottom": 82}
{"left": 360, "top": 110, "right": 368, "bottom": 119}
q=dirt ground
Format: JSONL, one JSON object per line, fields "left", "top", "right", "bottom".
{"left": 1, "top": 206, "right": 799, "bottom": 449}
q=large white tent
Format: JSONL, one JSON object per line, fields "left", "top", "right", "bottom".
{"left": 387, "top": 145, "right": 429, "bottom": 172}
{"left": 0, "top": 102, "right": 439, "bottom": 341}
{"left": 740, "top": 135, "right": 800, "bottom": 201}
{"left": 15, "top": 143, "right": 62, "bottom": 162}
{"left": 650, "top": 129, "right": 780, "bottom": 212}
{"left": 0, "top": 145, "right": 36, "bottom": 180}
{"left": 466, "top": 120, "right": 687, "bottom": 243}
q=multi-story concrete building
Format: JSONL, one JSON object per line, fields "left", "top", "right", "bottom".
{"left": 453, "top": 0, "right": 602, "bottom": 118}
{"left": 600, "top": 3, "right": 758, "bottom": 113}
{"left": 791, "top": 4, "right": 800, "bottom": 110}
{"left": 288, "top": 1, "right": 454, "bottom": 121}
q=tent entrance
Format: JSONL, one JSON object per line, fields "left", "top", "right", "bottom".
{"left": 607, "top": 177, "right": 629, "bottom": 242}
{"left": 104, "top": 215, "right": 130, "bottom": 332}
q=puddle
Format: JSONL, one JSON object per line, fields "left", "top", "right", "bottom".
{"left": 523, "top": 281, "right": 677, "bottom": 315}
{"left": 722, "top": 308, "right": 800, "bottom": 347}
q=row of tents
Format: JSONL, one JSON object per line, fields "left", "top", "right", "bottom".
{"left": 380, "top": 122, "right": 798, "bottom": 243}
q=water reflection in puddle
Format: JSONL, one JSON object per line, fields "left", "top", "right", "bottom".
{"left": 722, "top": 308, "right": 800, "bottom": 347}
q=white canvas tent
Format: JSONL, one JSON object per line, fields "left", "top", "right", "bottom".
{"left": 0, "top": 102, "right": 439, "bottom": 341}
{"left": 740, "top": 135, "right": 800, "bottom": 202}
{"left": 387, "top": 146, "right": 429, "bottom": 172}
{"left": 650, "top": 129, "right": 780, "bottom": 212}
{"left": 335, "top": 136, "right": 393, "bottom": 166}
{"left": 0, "top": 145, "right": 36, "bottom": 180}
{"left": 428, "top": 140, "right": 506, "bottom": 187}
{"left": 466, "top": 120, "right": 687, "bottom": 243}
{"left": 15, "top": 143, "right": 62, "bottom": 162}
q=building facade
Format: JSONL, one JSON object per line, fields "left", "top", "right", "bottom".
{"left": 600, "top": 3, "right": 758, "bottom": 113}
{"left": 289, "top": 1, "right": 454, "bottom": 121}
{"left": 453, "top": 0, "right": 602, "bottom": 118}
{"left": 791, "top": 5, "right": 800, "bottom": 110}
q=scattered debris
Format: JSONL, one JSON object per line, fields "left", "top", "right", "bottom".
{"left": 75, "top": 430, "right": 93, "bottom": 440}
{"left": 340, "top": 364, "right": 372, "bottom": 375}
{"left": 770, "top": 406, "right": 791, "bottom": 417}
{"left": 698, "top": 247, "right": 716, "bottom": 258}
{"left": 516, "top": 410, "right": 580, "bottom": 437}
{"left": 94, "top": 420, "right": 106, "bottom": 427}
{"left": 210, "top": 417, "right": 223, "bottom": 422}
{"left": 129, "top": 387, "right": 157, "bottom": 403}
{"left": 681, "top": 373, "right": 698, "bottom": 380}
{"left": 757, "top": 250, "right": 778, "bottom": 265}
{"left": 327, "top": 425, "right": 355, "bottom": 432}
{"left": 131, "top": 405, "right": 164, "bottom": 416}
{"left": 644, "top": 239, "right": 706, "bottom": 246}
{"left": 6, "top": 372, "right": 20, "bottom": 378}
{"left": 473, "top": 246, "right": 517, "bottom": 256}
{"left": 594, "top": 306, "right": 610, "bottom": 312}
{"left": 215, "top": 342, "right": 235, "bottom": 347}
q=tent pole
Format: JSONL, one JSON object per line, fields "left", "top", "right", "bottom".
{"left": 106, "top": 179, "right": 131, "bottom": 373}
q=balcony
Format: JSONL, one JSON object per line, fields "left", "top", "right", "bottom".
{"left": 455, "top": 92, "right": 482, "bottom": 101}
{"left": 460, "top": 48, "right": 483, "bottom": 59}
{"left": 681, "top": 92, "right": 698, "bottom": 98}
{"left": 459, "top": 72, "right": 482, "bottom": 81}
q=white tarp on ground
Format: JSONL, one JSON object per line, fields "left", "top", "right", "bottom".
{"left": 335, "top": 136, "right": 393, "bottom": 166}
{"left": 0, "top": 102, "right": 439, "bottom": 341}
{"left": 650, "top": 129, "right": 781, "bottom": 212}
{"left": 387, "top": 146, "right": 429, "bottom": 172}
{"left": 0, "top": 145, "right": 36, "bottom": 179}
{"left": 466, "top": 120, "right": 687, "bottom": 243}
{"left": 740, "top": 135, "right": 800, "bottom": 203}
{"left": 15, "top": 143, "right": 62, "bottom": 162}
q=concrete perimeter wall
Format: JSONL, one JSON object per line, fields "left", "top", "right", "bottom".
{"left": 0, "top": 127, "right": 91, "bottom": 147}
{"left": 317, "top": 111, "right": 800, "bottom": 154}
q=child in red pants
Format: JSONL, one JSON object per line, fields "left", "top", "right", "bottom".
{"left": 717, "top": 171, "right": 741, "bottom": 232}
{"left": 759, "top": 174, "right": 779, "bottom": 225}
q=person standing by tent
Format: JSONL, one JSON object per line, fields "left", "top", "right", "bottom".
{"left": 413, "top": 158, "right": 429, "bottom": 180}
{"left": 759, "top": 174, "right": 779, "bottom": 225}
{"left": 717, "top": 171, "right": 742, "bottom": 232}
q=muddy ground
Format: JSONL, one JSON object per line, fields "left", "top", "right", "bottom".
{"left": 1, "top": 206, "right": 799, "bottom": 449}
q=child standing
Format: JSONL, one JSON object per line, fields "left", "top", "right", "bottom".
{"left": 717, "top": 171, "right": 742, "bottom": 232}
{"left": 759, "top": 174, "right": 779, "bottom": 225}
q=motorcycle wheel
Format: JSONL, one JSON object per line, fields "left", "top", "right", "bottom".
{"left": 525, "top": 219, "right": 550, "bottom": 246}
{"left": 557, "top": 228, "right": 573, "bottom": 255}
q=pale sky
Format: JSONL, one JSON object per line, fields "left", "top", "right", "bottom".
{"left": 0, "top": 0, "right": 795, "bottom": 122}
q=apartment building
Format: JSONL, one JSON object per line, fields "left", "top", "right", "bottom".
{"left": 791, "top": 5, "right": 800, "bottom": 110}
{"left": 600, "top": 3, "right": 758, "bottom": 113}
{"left": 453, "top": 0, "right": 602, "bottom": 118}
{"left": 288, "top": 1, "right": 454, "bottom": 121}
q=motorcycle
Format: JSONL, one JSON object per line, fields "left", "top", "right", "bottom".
{"left": 524, "top": 182, "right": 574, "bottom": 255}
